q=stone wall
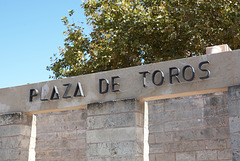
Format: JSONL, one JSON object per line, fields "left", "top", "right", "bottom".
{"left": 1, "top": 89, "right": 240, "bottom": 160}
{"left": 35, "top": 109, "right": 87, "bottom": 161}
{"left": 86, "top": 99, "right": 144, "bottom": 161}
{"left": 228, "top": 85, "right": 240, "bottom": 161}
{"left": 34, "top": 99, "right": 144, "bottom": 161}
{"left": 0, "top": 113, "right": 33, "bottom": 161}
{"left": 32, "top": 91, "right": 236, "bottom": 161}
{"left": 148, "top": 92, "right": 232, "bottom": 161}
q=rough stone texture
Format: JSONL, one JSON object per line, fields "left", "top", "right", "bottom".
{"left": 227, "top": 85, "right": 240, "bottom": 161}
{"left": 86, "top": 99, "right": 144, "bottom": 161}
{"left": 35, "top": 109, "right": 87, "bottom": 161}
{"left": 148, "top": 92, "right": 232, "bottom": 161}
{"left": 1, "top": 88, "right": 239, "bottom": 161}
{"left": 0, "top": 112, "right": 33, "bottom": 161}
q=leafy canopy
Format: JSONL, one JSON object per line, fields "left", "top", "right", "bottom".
{"left": 47, "top": 0, "right": 240, "bottom": 79}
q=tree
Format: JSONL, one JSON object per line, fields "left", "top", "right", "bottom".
{"left": 47, "top": 0, "right": 240, "bottom": 79}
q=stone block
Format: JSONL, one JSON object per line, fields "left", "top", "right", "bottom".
{"left": 201, "top": 107, "right": 215, "bottom": 117}
{"left": 87, "top": 112, "right": 143, "bottom": 129}
{"left": 58, "top": 120, "right": 86, "bottom": 131}
{"left": 0, "top": 124, "right": 31, "bottom": 137}
{"left": 75, "top": 148, "right": 87, "bottom": 158}
{"left": 155, "top": 153, "right": 175, "bottom": 161}
{"left": 87, "top": 141, "right": 143, "bottom": 156}
{"left": 165, "top": 141, "right": 205, "bottom": 152}
{"left": 196, "top": 150, "right": 217, "bottom": 160}
{"left": 215, "top": 105, "right": 229, "bottom": 116}
{"left": 56, "top": 139, "right": 86, "bottom": 149}
{"left": 154, "top": 132, "right": 173, "bottom": 143}
{"left": 76, "top": 129, "right": 87, "bottom": 138}
{"left": 204, "top": 116, "right": 228, "bottom": 127}
{"left": 149, "top": 133, "right": 155, "bottom": 144}
{"left": 205, "top": 139, "right": 226, "bottom": 149}
{"left": 48, "top": 150, "right": 62, "bottom": 158}
{"left": 149, "top": 143, "right": 164, "bottom": 153}
{"left": 149, "top": 154, "right": 155, "bottom": 161}
{"left": 36, "top": 140, "right": 57, "bottom": 150}
{"left": 87, "top": 156, "right": 143, "bottom": 161}
{"left": 0, "top": 112, "right": 25, "bottom": 125}
{"left": 229, "top": 116, "right": 240, "bottom": 133}
{"left": 71, "top": 110, "right": 88, "bottom": 121}
{"left": 36, "top": 124, "right": 57, "bottom": 133}
{"left": 62, "top": 149, "right": 76, "bottom": 157}
{"left": 174, "top": 128, "right": 214, "bottom": 141}
{"left": 217, "top": 149, "right": 232, "bottom": 160}
{"left": 228, "top": 100, "right": 240, "bottom": 116}
{"left": 164, "top": 97, "right": 203, "bottom": 111}
{"left": 36, "top": 132, "right": 62, "bottom": 141}
{"left": 175, "top": 110, "right": 193, "bottom": 120}
{"left": 203, "top": 95, "right": 226, "bottom": 107}
{"left": 86, "top": 127, "right": 143, "bottom": 143}
{"left": 149, "top": 111, "right": 175, "bottom": 124}
{"left": 176, "top": 152, "right": 195, "bottom": 161}
{"left": 230, "top": 132, "right": 240, "bottom": 152}
{"left": 232, "top": 152, "right": 240, "bottom": 161}
{"left": 35, "top": 151, "right": 48, "bottom": 159}
{"left": 87, "top": 99, "right": 143, "bottom": 116}
{"left": 148, "top": 101, "right": 164, "bottom": 114}
{"left": 0, "top": 149, "right": 29, "bottom": 161}
{"left": 165, "top": 119, "right": 204, "bottom": 132}
{"left": 191, "top": 107, "right": 214, "bottom": 118}
{"left": 215, "top": 127, "right": 230, "bottom": 139}
{"left": 0, "top": 135, "right": 30, "bottom": 149}
{"left": 226, "top": 138, "right": 232, "bottom": 149}
{"left": 149, "top": 124, "right": 164, "bottom": 133}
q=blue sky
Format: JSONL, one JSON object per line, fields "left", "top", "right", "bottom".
{"left": 0, "top": 0, "right": 89, "bottom": 88}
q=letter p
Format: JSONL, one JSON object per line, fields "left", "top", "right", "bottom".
{"left": 29, "top": 89, "right": 39, "bottom": 102}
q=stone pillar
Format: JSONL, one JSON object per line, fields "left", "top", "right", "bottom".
{"left": 228, "top": 85, "right": 240, "bottom": 161}
{"left": 86, "top": 99, "right": 144, "bottom": 161}
{"left": 35, "top": 109, "right": 87, "bottom": 161}
{"left": 0, "top": 112, "right": 35, "bottom": 161}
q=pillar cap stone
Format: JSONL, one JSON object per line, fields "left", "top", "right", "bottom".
{"left": 206, "top": 44, "right": 232, "bottom": 54}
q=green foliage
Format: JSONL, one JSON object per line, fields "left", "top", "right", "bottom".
{"left": 47, "top": 0, "right": 240, "bottom": 79}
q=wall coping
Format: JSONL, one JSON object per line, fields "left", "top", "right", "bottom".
{"left": 0, "top": 49, "right": 240, "bottom": 114}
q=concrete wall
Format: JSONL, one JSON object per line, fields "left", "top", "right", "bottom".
{"left": 0, "top": 49, "right": 240, "bottom": 114}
